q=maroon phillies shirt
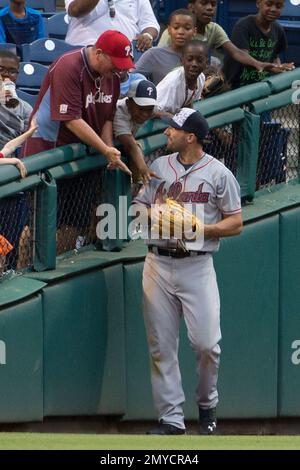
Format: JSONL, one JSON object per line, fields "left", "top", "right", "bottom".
{"left": 23, "top": 47, "right": 120, "bottom": 156}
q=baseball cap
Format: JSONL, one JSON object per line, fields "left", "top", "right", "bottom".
{"left": 127, "top": 79, "right": 157, "bottom": 106}
{"left": 120, "top": 72, "right": 146, "bottom": 95}
{"left": 168, "top": 108, "right": 209, "bottom": 140}
{"left": 95, "top": 30, "right": 134, "bottom": 70}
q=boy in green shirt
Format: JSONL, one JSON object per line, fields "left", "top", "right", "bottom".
{"left": 223, "top": 0, "right": 294, "bottom": 88}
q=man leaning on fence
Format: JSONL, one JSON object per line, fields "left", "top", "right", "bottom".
{"left": 22, "top": 29, "right": 134, "bottom": 176}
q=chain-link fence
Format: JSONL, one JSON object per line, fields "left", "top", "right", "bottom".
{"left": 256, "top": 104, "right": 299, "bottom": 190}
{"left": 204, "top": 123, "right": 240, "bottom": 175}
{"left": 56, "top": 168, "right": 107, "bottom": 255}
{"left": 144, "top": 145, "right": 169, "bottom": 166}
{"left": 0, "top": 189, "right": 35, "bottom": 280}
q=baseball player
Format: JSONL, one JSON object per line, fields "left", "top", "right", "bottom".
{"left": 132, "top": 108, "right": 243, "bottom": 435}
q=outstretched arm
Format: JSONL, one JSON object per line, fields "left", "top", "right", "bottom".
{"left": 65, "top": 118, "right": 131, "bottom": 175}
{"left": 67, "top": 0, "right": 100, "bottom": 17}
{"left": 117, "top": 134, "right": 160, "bottom": 184}
{"left": 0, "top": 119, "right": 38, "bottom": 158}
{"left": 222, "top": 41, "right": 294, "bottom": 73}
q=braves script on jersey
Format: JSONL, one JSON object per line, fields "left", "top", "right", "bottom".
{"left": 134, "top": 152, "right": 241, "bottom": 251}
{"left": 23, "top": 47, "right": 119, "bottom": 156}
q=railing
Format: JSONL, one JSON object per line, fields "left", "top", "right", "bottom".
{"left": 1, "top": 68, "right": 299, "bottom": 279}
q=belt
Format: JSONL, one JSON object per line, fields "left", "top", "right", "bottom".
{"left": 148, "top": 245, "right": 207, "bottom": 258}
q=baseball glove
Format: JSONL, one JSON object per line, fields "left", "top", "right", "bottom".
{"left": 202, "top": 72, "right": 226, "bottom": 98}
{"left": 151, "top": 198, "right": 202, "bottom": 241}
{"left": 0, "top": 235, "right": 13, "bottom": 257}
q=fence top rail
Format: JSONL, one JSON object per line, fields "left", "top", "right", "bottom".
{"left": 263, "top": 68, "right": 300, "bottom": 94}
{"left": 195, "top": 82, "right": 271, "bottom": 117}
{"left": 207, "top": 108, "right": 245, "bottom": 129}
{"left": 0, "top": 144, "right": 86, "bottom": 186}
{"left": 250, "top": 88, "right": 297, "bottom": 114}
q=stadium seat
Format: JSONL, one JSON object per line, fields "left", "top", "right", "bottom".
{"left": 17, "top": 89, "right": 38, "bottom": 108}
{"left": 46, "top": 12, "right": 69, "bottom": 40}
{"left": 21, "top": 38, "right": 79, "bottom": 65}
{"left": 0, "top": 43, "right": 17, "bottom": 55}
{"left": 16, "top": 61, "right": 48, "bottom": 90}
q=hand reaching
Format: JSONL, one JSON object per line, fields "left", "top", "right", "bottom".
{"left": 256, "top": 61, "right": 295, "bottom": 73}
{"left": 269, "top": 62, "right": 295, "bottom": 74}
{"left": 139, "top": 165, "right": 160, "bottom": 185}
{"left": 10, "top": 158, "right": 27, "bottom": 178}
{"left": 105, "top": 146, "right": 132, "bottom": 176}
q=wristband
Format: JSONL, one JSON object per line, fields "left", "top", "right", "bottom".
{"left": 142, "top": 32, "right": 153, "bottom": 41}
{"left": 0, "top": 152, "right": 4, "bottom": 159}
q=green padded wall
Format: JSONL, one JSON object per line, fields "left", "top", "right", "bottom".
{"left": 123, "top": 216, "right": 279, "bottom": 420}
{"left": 214, "top": 216, "right": 279, "bottom": 418}
{"left": 123, "top": 262, "right": 153, "bottom": 420}
{"left": 43, "top": 265, "right": 126, "bottom": 416}
{"left": 0, "top": 295, "right": 43, "bottom": 422}
{"left": 278, "top": 207, "right": 300, "bottom": 416}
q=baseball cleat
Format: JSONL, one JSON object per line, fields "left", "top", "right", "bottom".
{"left": 199, "top": 407, "right": 217, "bottom": 435}
{"left": 147, "top": 420, "right": 186, "bottom": 435}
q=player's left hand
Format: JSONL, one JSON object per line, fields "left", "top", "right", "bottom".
{"left": 135, "top": 33, "right": 153, "bottom": 51}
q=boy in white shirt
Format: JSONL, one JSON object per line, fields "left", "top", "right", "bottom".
{"left": 155, "top": 40, "right": 207, "bottom": 118}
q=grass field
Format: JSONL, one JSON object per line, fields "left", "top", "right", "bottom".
{"left": 0, "top": 433, "right": 300, "bottom": 450}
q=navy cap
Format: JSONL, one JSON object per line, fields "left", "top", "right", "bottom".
{"left": 169, "top": 108, "right": 209, "bottom": 140}
{"left": 127, "top": 79, "right": 157, "bottom": 106}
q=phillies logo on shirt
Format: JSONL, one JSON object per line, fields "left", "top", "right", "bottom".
{"left": 155, "top": 181, "right": 210, "bottom": 204}
{"left": 60, "top": 104, "right": 68, "bottom": 114}
{"left": 85, "top": 91, "right": 113, "bottom": 108}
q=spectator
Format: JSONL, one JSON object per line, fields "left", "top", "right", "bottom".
{"left": 159, "top": 1, "right": 229, "bottom": 56}
{"left": 22, "top": 30, "right": 134, "bottom": 176}
{"left": 65, "top": 0, "right": 160, "bottom": 51}
{"left": 155, "top": 40, "right": 207, "bottom": 117}
{"left": 135, "top": 9, "right": 196, "bottom": 85}
{"left": 113, "top": 78, "right": 159, "bottom": 184}
{"left": 0, "top": 120, "right": 37, "bottom": 272}
{"left": 223, "top": 0, "right": 294, "bottom": 89}
{"left": 0, "top": 0, "right": 45, "bottom": 46}
{"left": 0, "top": 51, "right": 32, "bottom": 151}
{"left": 159, "top": 1, "right": 284, "bottom": 76}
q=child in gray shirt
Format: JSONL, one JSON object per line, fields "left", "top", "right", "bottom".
{"left": 0, "top": 50, "right": 32, "bottom": 150}
{"left": 135, "top": 9, "right": 196, "bottom": 85}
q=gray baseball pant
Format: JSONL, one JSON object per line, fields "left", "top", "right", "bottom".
{"left": 143, "top": 252, "right": 221, "bottom": 429}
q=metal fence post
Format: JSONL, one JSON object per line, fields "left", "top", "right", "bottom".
{"left": 34, "top": 171, "right": 57, "bottom": 271}
{"left": 237, "top": 110, "right": 261, "bottom": 202}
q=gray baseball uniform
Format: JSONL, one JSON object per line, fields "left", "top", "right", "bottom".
{"left": 133, "top": 152, "right": 241, "bottom": 429}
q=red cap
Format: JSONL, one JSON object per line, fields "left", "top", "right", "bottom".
{"left": 95, "top": 30, "right": 135, "bottom": 70}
